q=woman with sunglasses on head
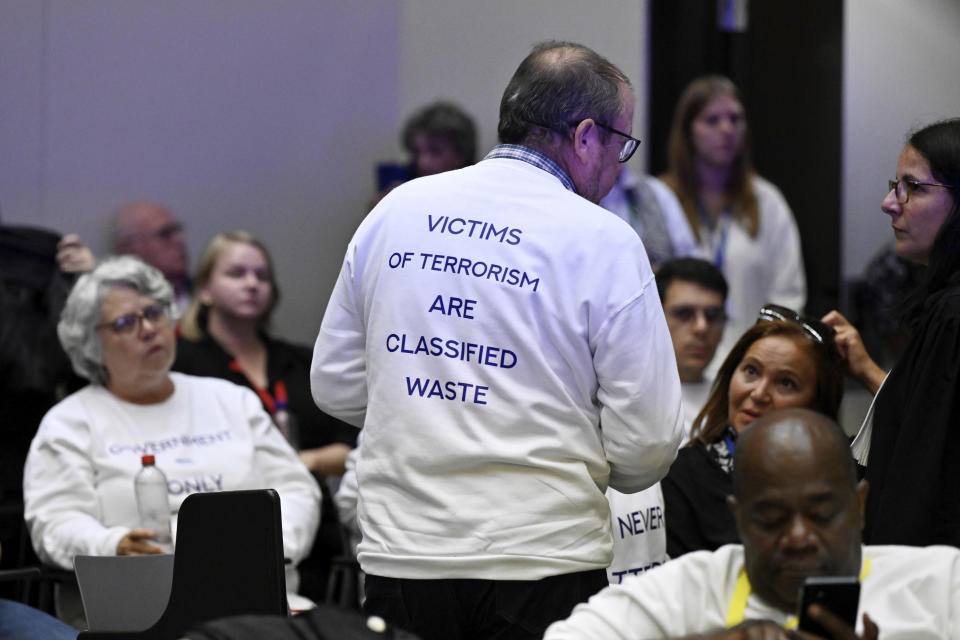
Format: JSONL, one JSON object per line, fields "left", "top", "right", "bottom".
{"left": 822, "top": 118, "right": 960, "bottom": 547}
{"left": 22, "top": 256, "right": 320, "bottom": 603}
{"left": 660, "top": 75, "right": 806, "bottom": 379}
{"left": 661, "top": 308, "right": 844, "bottom": 557}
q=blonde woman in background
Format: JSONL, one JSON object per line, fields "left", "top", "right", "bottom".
{"left": 174, "top": 230, "right": 357, "bottom": 600}
{"left": 661, "top": 75, "right": 806, "bottom": 377}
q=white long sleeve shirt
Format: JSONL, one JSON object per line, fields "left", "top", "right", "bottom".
{"left": 311, "top": 148, "right": 684, "bottom": 580}
{"left": 23, "top": 373, "right": 320, "bottom": 570}
{"left": 687, "top": 176, "right": 806, "bottom": 379}
{"left": 545, "top": 544, "right": 960, "bottom": 639}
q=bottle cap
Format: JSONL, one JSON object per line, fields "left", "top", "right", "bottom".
{"left": 141, "top": 454, "right": 156, "bottom": 465}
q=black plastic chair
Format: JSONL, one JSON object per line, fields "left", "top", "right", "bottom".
{"left": 78, "top": 489, "right": 288, "bottom": 640}
{"left": 0, "top": 565, "right": 41, "bottom": 605}
{"left": 0, "top": 521, "right": 76, "bottom": 616}
{"left": 324, "top": 522, "right": 362, "bottom": 610}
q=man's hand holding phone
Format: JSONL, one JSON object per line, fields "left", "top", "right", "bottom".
{"left": 796, "top": 576, "right": 878, "bottom": 640}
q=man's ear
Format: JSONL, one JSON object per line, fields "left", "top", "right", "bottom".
{"left": 855, "top": 480, "right": 869, "bottom": 530}
{"left": 570, "top": 118, "right": 599, "bottom": 166}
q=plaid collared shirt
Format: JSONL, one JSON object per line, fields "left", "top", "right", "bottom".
{"left": 483, "top": 144, "right": 578, "bottom": 194}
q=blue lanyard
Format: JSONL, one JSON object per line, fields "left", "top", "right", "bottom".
{"left": 713, "top": 221, "right": 730, "bottom": 272}
{"left": 698, "top": 207, "right": 731, "bottom": 272}
{"left": 723, "top": 434, "right": 736, "bottom": 456}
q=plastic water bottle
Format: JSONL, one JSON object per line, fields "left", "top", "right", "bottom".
{"left": 134, "top": 454, "right": 173, "bottom": 552}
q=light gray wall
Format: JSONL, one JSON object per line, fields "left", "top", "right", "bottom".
{"left": 843, "top": 0, "right": 960, "bottom": 281}
{"left": 0, "top": 0, "right": 645, "bottom": 343}
{"left": 394, "top": 1, "right": 647, "bottom": 172}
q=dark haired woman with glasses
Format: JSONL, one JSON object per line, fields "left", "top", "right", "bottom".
{"left": 660, "top": 75, "right": 806, "bottom": 379}
{"left": 662, "top": 310, "right": 844, "bottom": 556}
{"left": 823, "top": 118, "right": 960, "bottom": 547}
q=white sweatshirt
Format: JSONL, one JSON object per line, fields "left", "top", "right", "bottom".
{"left": 546, "top": 544, "right": 960, "bottom": 639}
{"left": 312, "top": 152, "right": 684, "bottom": 580}
{"left": 23, "top": 372, "right": 320, "bottom": 570}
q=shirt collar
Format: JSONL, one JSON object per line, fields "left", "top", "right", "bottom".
{"left": 483, "top": 144, "right": 577, "bottom": 194}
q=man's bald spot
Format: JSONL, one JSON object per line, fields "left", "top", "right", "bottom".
{"left": 520, "top": 41, "right": 630, "bottom": 92}
{"left": 731, "top": 407, "right": 857, "bottom": 498}
{"left": 112, "top": 201, "right": 175, "bottom": 250}
{"left": 536, "top": 44, "right": 588, "bottom": 69}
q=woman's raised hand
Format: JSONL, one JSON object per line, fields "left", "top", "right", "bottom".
{"left": 821, "top": 310, "right": 886, "bottom": 395}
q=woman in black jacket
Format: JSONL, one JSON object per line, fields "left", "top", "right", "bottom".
{"left": 823, "top": 119, "right": 960, "bottom": 546}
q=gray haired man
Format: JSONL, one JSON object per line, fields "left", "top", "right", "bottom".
{"left": 311, "top": 40, "right": 683, "bottom": 640}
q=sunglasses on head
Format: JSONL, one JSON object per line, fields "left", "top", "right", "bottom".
{"left": 756, "top": 304, "right": 835, "bottom": 345}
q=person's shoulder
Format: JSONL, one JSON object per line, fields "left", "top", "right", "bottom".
{"left": 674, "top": 440, "right": 711, "bottom": 463}
{"left": 930, "top": 275, "right": 960, "bottom": 308}
{"left": 750, "top": 173, "right": 779, "bottom": 194}
{"left": 170, "top": 374, "right": 270, "bottom": 421}
{"left": 169, "top": 371, "right": 254, "bottom": 399}
{"left": 913, "top": 278, "right": 960, "bottom": 333}
{"left": 664, "top": 443, "right": 705, "bottom": 480}
{"left": 866, "top": 544, "right": 960, "bottom": 561}
{"left": 643, "top": 174, "right": 682, "bottom": 205}
{"left": 666, "top": 442, "right": 727, "bottom": 486}
{"left": 750, "top": 174, "right": 790, "bottom": 208}
{"left": 864, "top": 544, "right": 960, "bottom": 583}
{"left": 384, "top": 163, "right": 477, "bottom": 197}
{"left": 708, "top": 543, "right": 744, "bottom": 564}
{"left": 39, "top": 383, "right": 100, "bottom": 416}
{"left": 357, "top": 165, "right": 482, "bottom": 236}
{"left": 55, "top": 381, "right": 101, "bottom": 403}
{"left": 653, "top": 543, "right": 743, "bottom": 578}
{"left": 592, "top": 200, "right": 645, "bottom": 238}
{"left": 33, "top": 384, "right": 112, "bottom": 442}
{"left": 648, "top": 544, "right": 744, "bottom": 588}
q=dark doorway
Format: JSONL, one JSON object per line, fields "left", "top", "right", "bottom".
{"left": 648, "top": 0, "right": 843, "bottom": 316}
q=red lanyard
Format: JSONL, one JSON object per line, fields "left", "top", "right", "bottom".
{"left": 227, "top": 360, "right": 287, "bottom": 415}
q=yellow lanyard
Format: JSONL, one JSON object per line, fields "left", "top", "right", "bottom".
{"left": 725, "top": 556, "right": 872, "bottom": 629}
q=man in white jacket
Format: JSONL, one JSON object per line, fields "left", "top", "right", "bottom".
{"left": 546, "top": 408, "right": 960, "bottom": 640}
{"left": 311, "top": 40, "right": 684, "bottom": 640}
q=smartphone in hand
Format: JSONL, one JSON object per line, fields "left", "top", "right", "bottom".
{"left": 797, "top": 576, "right": 860, "bottom": 638}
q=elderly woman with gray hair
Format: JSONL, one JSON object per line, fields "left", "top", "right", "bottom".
{"left": 22, "top": 256, "right": 320, "bottom": 585}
